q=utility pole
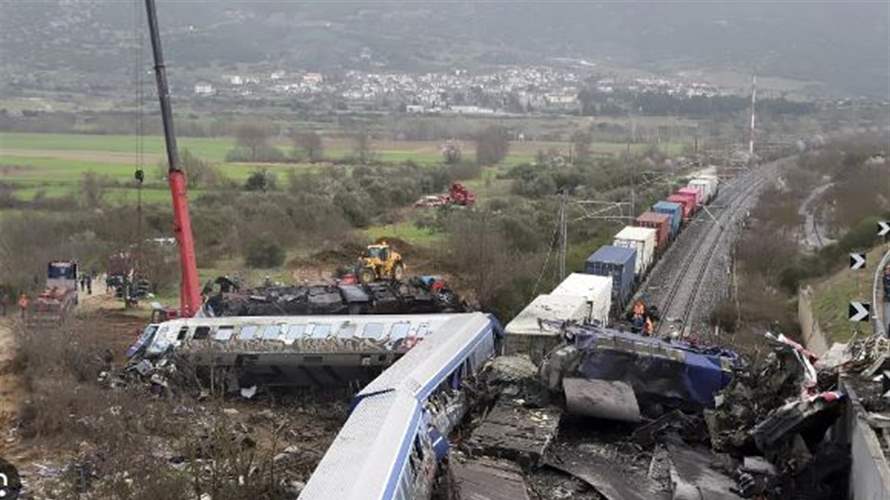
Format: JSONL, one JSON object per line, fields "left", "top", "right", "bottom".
{"left": 748, "top": 74, "right": 757, "bottom": 159}
{"left": 558, "top": 190, "right": 567, "bottom": 280}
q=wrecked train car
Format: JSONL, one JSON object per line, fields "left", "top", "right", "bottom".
{"left": 543, "top": 324, "right": 739, "bottom": 412}
{"left": 206, "top": 277, "right": 465, "bottom": 317}
{"left": 299, "top": 312, "right": 501, "bottom": 500}
{"left": 133, "top": 314, "right": 489, "bottom": 388}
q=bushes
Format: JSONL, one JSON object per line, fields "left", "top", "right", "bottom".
{"left": 244, "top": 240, "right": 286, "bottom": 268}
{"left": 225, "top": 145, "right": 286, "bottom": 163}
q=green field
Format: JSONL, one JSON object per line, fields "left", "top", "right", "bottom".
{"left": 1, "top": 131, "right": 686, "bottom": 203}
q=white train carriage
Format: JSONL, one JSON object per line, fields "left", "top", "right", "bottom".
{"left": 131, "top": 314, "right": 480, "bottom": 387}
{"left": 299, "top": 312, "right": 501, "bottom": 500}
{"left": 297, "top": 391, "right": 437, "bottom": 500}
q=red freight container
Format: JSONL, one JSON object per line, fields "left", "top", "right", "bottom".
{"left": 667, "top": 194, "right": 694, "bottom": 219}
{"left": 678, "top": 187, "right": 702, "bottom": 207}
{"left": 635, "top": 212, "right": 671, "bottom": 251}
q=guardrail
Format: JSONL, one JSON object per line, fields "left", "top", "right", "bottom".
{"left": 873, "top": 247, "right": 890, "bottom": 337}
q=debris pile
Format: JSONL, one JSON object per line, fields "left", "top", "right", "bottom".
{"left": 453, "top": 326, "right": 886, "bottom": 500}
{"left": 205, "top": 276, "right": 466, "bottom": 317}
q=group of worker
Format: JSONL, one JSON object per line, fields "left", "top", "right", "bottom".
{"left": 627, "top": 299, "right": 657, "bottom": 336}
{"left": 80, "top": 274, "right": 93, "bottom": 295}
{"left": 0, "top": 291, "right": 33, "bottom": 319}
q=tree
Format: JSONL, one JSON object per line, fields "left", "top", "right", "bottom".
{"left": 235, "top": 123, "right": 271, "bottom": 162}
{"left": 244, "top": 169, "right": 277, "bottom": 192}
{"left": 244, "top": 239, "right": 285, "bottom": 268}
{"left": 292, "top": 131, "right": 324, "bottom": 162}
{"left": 474, "top": 126, "right": 510, "bottom": 165}
{"left": 80, "top": 172, "right": 105, "bottom": 209}
{"left": 351, "top": 129, "right": 375, "bottom": 164}
{"left": 571, "top": 130, "right": 593, "bottom": 161}
{"left": 441, "top": 141, "right": 462, "bottom": 164}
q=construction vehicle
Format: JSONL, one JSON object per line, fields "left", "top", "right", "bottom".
{"left": 143, "top": 0, "right": 202, "bottom": 318}
{"left": 356, "top": 242, "right": 405, "bottom": 283}
{"left": 413, "top": 182, "right": 476, "bottom": 208}
{"left": 30, "top": 261, "right": 79, "bottom": 324}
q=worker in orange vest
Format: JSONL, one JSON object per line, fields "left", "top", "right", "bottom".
{"left": 17, "top": 293, "right": 29, "bottom": 320}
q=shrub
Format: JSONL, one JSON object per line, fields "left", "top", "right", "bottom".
{"left": 244, "top": 240, "right": 286, "bottom": 268}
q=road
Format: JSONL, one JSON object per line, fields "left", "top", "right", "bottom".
{"left": 638, "top": 159, "right": 784, "bottom": 337}
{"left": 798, "top": 182, "right": 835, "bottom": 251}
{"left": 0, "top": 284, "right": 111, "bottom": 459}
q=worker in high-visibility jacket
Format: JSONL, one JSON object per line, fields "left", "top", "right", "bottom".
{"left": 17, "top": 293, "right": 29, "bottom": 320}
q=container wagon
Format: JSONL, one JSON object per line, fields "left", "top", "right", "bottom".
{"left": 504, "top": 293, "right": 590, "bottom": 362}
{"left": 550, "top": 273, "right": 613, "bottom": 327}
{"left": 652, "top": 201, "right": 683, "bottom": 238}
{"left": 613, "top": 226, "right": 657, "bottom": 277}
{"left": 584, "top": 246, "right": 636, "bottom": 310}
{"left": 667, "top": 194, "right": 695, "bottom": 220}
{"left": 677, "top": 187, "right": 702, "bottom": 209}
{"left": 634, "top": 212, "right": 671, "bottom": 252}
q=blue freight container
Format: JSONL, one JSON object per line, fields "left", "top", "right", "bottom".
{"left": 585, "top": 245, "right": 636, "bottom": 308}
{"left": 652, "top": 201, "right": 682, "bottom": 238}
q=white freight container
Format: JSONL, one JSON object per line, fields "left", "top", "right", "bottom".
{"left": 551, "top": 273, "right": 613, "bottom": 326}
{"left": 505, "top": 293, "right": 589, "bottom": 337}
{"left": 698, "top": 174, "right": 720, "bottom": 198}
{"left": 613, "top": 226, "right": 657, "bottom": 276}
{"left": 688, "top": 179, "right": 712, "bottom": 204}
{"left": 504, "top": 293, "right": 590, "bottom": 362}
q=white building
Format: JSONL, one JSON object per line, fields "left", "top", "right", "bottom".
{"left": 194, "top": 82, "right": 215, "bottom": 96}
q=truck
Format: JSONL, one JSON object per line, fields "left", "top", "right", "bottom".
{"left": 30, "top": 261, "right": 79, "bottom": 324}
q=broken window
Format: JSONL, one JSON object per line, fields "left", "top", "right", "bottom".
{"left": 176, "top": 326, "right": 189, "bottom": 341}
{"left": 238, "top": 325, "right": 259, "bottom": 341}
{"left": 361, "top": 322, "right": 385, "bottom": 340}
{"left": 338, "top": 323, "right": 357, "bottom": 339}
{"left": 261, "top": 324, "right": 282, "bottom": 340}
{"left": 214, "top": 326, "right": 234, "bottom": 341}
{"left": 284, "top": 324, "right": 306, "bottom": 344}
{"left": 193, "top": 326, "right": 211, "bottom": 340}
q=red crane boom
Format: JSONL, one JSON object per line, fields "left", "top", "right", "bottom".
{"left": 144, "top": 0, "right": 201, "bottom": 317}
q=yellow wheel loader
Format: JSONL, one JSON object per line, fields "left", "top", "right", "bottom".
{"left": 356, "top": 242, "right": 405, "bottom": 283}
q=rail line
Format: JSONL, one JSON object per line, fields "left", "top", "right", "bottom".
{"left": 654, "top": 163, "right": 778, "bottom": 335}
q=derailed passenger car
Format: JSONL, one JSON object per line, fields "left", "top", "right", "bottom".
{"left": 299, "top": 312, "right": 501, "bottom": 500}
{"left": 134, "top": 314, "right": 483, "bottom": 388}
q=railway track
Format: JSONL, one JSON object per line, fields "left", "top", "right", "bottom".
{"left": 649, "top": 162, "right": 781, "bottom": 336}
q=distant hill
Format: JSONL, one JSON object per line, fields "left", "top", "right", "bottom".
{"left": 1, "top": 1, "right": 887, "bottom": 98}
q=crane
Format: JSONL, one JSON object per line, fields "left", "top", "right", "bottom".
{"left": 144, "top": 0, "right": 202, "bottom": 317}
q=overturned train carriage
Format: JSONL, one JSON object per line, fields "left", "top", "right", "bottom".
{"left": 135, "top": 313, "right": 489, "bottom": 388}
{"left": 206, "top": 278, "right": 464, "bottom": 317}
{"left": 299, "top": 312, "right": 501, "bottom": 500}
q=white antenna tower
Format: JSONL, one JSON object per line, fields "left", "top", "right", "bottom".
{"left": 748, "top": 74, "right": 757, "bottom": 158}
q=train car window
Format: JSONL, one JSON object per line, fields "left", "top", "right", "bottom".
{"left": 415, "top": 323, "right": 430, "bottom": 338}
{"left": 284, "top": 324, "right": 305, "bottom": 344}
{"left": 261, "top": 324, "right": 281, "bottom": 340}
{"left": 310, "top": 323, "right": 331, "bottom": 339}
{"left": 361, "top": 322, "right": 385, "bottom": 340}
{"left": 413, "top": 435, "right": 425, "bottom": 462}
{"left": 176, "top": 326, "right": 189, "bottom": 341}
{"left": 338, "top": 323, "right": 357, "bottom": 339}
{"left": 214, "top": 326, "right": 234, "bottom": 341}
{"left": 390, "top": 322, "right": 410, "bottom": 340}
{"left": 193, "top": 326, "right": 211, "bottom": 340}
{"left": 238, "top": 325, "right": 259, "bottom": 341}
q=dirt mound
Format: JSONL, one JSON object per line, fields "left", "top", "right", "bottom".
{"left": 371, "top": 237, "right": 415, "bottom": 255}
{"left": 290, "top": 241, "right": 367, "bottom": 268}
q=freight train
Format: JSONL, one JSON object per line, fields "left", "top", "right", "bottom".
{"left": 504, "top": 173, "right": 721, "bottom": 360}
{"left": 585, "top": 173, "right": 720, "bottom": 311}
